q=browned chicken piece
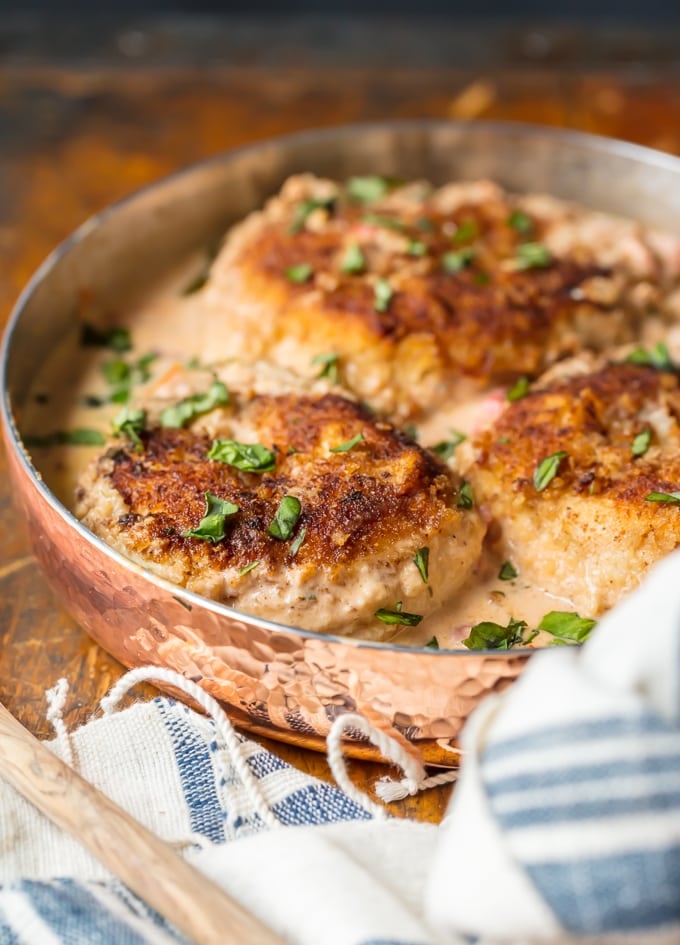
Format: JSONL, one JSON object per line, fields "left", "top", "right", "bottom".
{"left": 75, "top": 362, "right": 484, "bottom": 637}
{"left": 201, "top": 174, "right": 680, "bottom": 418}
{"left": 468, "top": 359, "right": 680, "bottom": 615}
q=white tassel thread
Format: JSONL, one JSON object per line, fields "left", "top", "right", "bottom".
{"left": 45, "top": 677, "right": 75, "bottom": 768}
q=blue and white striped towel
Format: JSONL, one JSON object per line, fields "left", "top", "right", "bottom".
{"left": 2, "top": 552, "right": 680, "bottom": 944}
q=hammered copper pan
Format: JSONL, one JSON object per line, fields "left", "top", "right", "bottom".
{"left": 3, "top": 121, "right": 680, "bottom": 764}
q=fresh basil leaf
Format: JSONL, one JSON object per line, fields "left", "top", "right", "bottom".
{"left": 431, "top": 432, "right": 466, "bottom": 460}
{"left": 413, "top": 547, "right": 429, "bottom": 584}
{"left": 452, "top": 220, "right": 478, "bottom": 244}
{"left": 403, "top": 423, "right": 419, "bottom": 440}
{"left": 285, "top": 263, "right": 313, "bottom": 284}
{"left": 362, "top": 213, "right": 405, "bottom": 232}
{"left": 625, "top": 342, "right": 673, "bottom": 371}
{"left": 457, "top": 481, "right": 474, "bottom": 509}
{"left": 239, "top": 561, "right": 260, "bottom": 576}
{"left": 463, "top": 618, "right": 529, "bottom": 650}
{"left": 442, "top": 248, "right": 475, "bottom": 273}
{"left": 268, "top": 495, "right": 302, "bottom": 541}
{"left": 474, "top": 272, "right": 491, "bottom": 286}
{"left": 112, "top": 407, "right": 146, "bottom": 450}
{"left": 374, "top": 279, "right": 393, "bottom": 312}
{"left": 408, "top": 239, "right": 428, "bottom": 257}
{"left": 290, "top": 527, "right": 307, "bottom": 556}
{"left": 341, "top": 242, "right": 365, "bottom": 274}
{"left": 182, "top": 271, "right": 209, "bottom": 296}
{"left": 347, "top": 176, "right": 396, "bottom": 203}
{"left": 498, "top": 560, "right": 518, "bottom": 581}
{"left": 516, "top": 242, "right": 552, "bottom": 269}
{"left": 538, "top": 610, "right": 597, "bottom": 645}
{"left": 533, "top": 451, "right": 568, "bottom": 491}
{"left": 311, "top": 352, "right": 340, "bottom": 384}
{"left": 182, "top": 492, "right": 239, "bottom": 543}
{"left": 101, "top": 359, "right": 130, "bottom": 387}
{"left": 208, "top": 439, "right": 276, "bottom": 472}
{"left": 416, "top": 217, "right": 436, "bottom": 232}
{"left": 374, "top": 607, "right": 423, "bottom": 627}
{"left": 645, "top": 491, "right": 680, "bottom": 505}
{"left": 632, "top": 429, "right": 652, "bottom": 458}
{"left": 288, "top": 197, "right": 336, "bottom": 234}
{"left": 424, "top": 636, "right": 439, "bottom": 649}
{"left": 24, "top": 428, "right": 106, "bottom": 447}
{"left": 80, "top": 324, "right": 131, "bottom": 353}
{"left": 508, "top": 209, "right": 533, "bottom": 234}
{"left": 330, "top": 432, "right": 364, "bottom": 453}
{"left": 160, "top": 379, "right": 229, "bottom": 429}
{"left": 507, "top": 376, "right": 530, "bottom": 402}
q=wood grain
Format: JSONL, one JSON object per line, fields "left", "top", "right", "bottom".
{"left": 1, "top": 30, "right": 679, "bottom": 826}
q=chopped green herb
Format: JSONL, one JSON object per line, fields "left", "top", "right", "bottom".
{"left": 424, "top": 636, "right": 440, "bottom": 649}
{"left": 290, "top": 527, "right": 307, "bottom": 556}
{"left": 208, "top": 439, "right": 276, "bottom": 473}
{"left": 311, "top": 352, "right": 340, "bottom": 384}
{"left": 416, "top": 217, "right": 436, "bottom": 232}
{"left": 82, "top": 394, "right": 106, "bottom": 408}
{"left": 645, "top": 491, "right": 680, "bottom": 505}
{"left": 239, "top": 561, "right": 261, "bottom": 576}
{"left": 442, "top": 248, "right": 475, "bottom": 273}
{"left": 457, "top": 481, "right": 474, "bottom": 509}
{"left": 80, "top": 324, "right": 131, "bottom": 353}
{"left": 288, "top": 197, "right": 336, "bottom": 234}
{"left": 285, "top": 263, "right": 313, "bottom": 284}
{"left": 625, "top": 342, "right": 673, "bottom": 371}
{"left": 112, "top": 407, "right": 146, "bottom": 450}
{"left": 463, "top": 618, "right": 533, "bottom": 650}
{"left": 474, "top": 272, "right": 491, "bottom": 286}
{"left": 507, "top": 376, "right": 530, "bottom": 402}
{"left": 538, "top": 610, "right": 597, "bottom": 645}
{"left": 533, "top": 451, "right": 568, "bottom": 491}
{"left": 185, "top": 357, "right": 202, "bottom": 369}
{"left": 374, "top": 607, "right": 423, "bottom": 627}
{"left": 182, "top": 492, "right": 239, "bottom": 543}
{"left": 362, "top": 213, "right": 405, "bottom": 232}
{"left": 101, "top": 359, "right": 130, "bottom": 387}
{"left": 24, "top": 428, "right": 106, "bottom": 447}
{"left": 347, "top": 176, "right": 396, "bottom": 203}
{"left": 431, "top": 431, "right": 466, "bottom": 460}
{"left": 508, "top": 209, "right": 534, "bottom": 234}
{"left": 182, "top": 271, "right": 209, "bottom": 296}
{"left": 374, "top": 279, "right": 393, "bottom": 313}
{"left": 407, "top": 239, "right": 428, "bottom": 257}
{"left": 330, "top": 432, "right": 365, "bottom": 453}
{"left": 159, "top": 379, "right": 229, "bottom": 429}
{"left": 413, "top": 547, "right": 429, "bottom": 584}
{"left": 341, "top": 242, "right": 366, "bottom": 274}
{"left": 100, "top": 352, "right": 157, "bottom": 404}
{"left": 498, "top": 560, "right": 518, "bottom": 581}
{"left": 268, "top": 495, "right": 302, "bottom": 541}
{"left": 516, "top": 242, "right": 552, "bottom": 269}
{"left": 632, "top": 429, "right": 652, "bottom": 458}
{"left": 403, "top": 423, "right": 419, "bottom": 440}
{"left": 453, "top": 220, "right": 479, "bottom": 244}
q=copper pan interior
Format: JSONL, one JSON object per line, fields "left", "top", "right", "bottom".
{"left": 3, "top": 120, "right": 680, "bottom": 763}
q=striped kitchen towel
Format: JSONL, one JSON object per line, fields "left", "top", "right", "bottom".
{"left": 1, "top": 551, "right": 680, "bottom": 944}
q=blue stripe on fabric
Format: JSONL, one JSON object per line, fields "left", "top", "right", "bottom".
{"left": 246, "top": 750, "right": 289, "bottom": 780}
{"left": 496, "top": 789, "right": 680, "bottom": 829}
{"left": 157, "top": 700, "right": 226, "bottom": 843}
{"left": 273, "top": 783, "right": 372, "bottom": 826}
{"left": 527, "top": 846, "right": 680, "bottom": 933}
{"left": 0, "top": 918, "right": 22, "bottom": 945}
{"left": 486, "top": 751, "right": 680, "bottom": 797}
{"left": 18, "top": 879, "right": 151, "bottom": 945}
{"left": 107, "top": 880, "right": 187, "bottom": 942}
{"left": 483, "top": 714, "right": 672, "bottom": 763}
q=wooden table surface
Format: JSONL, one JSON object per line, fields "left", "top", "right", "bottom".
{"left": 1, "top": 18, "right": 679, "bottom": 824}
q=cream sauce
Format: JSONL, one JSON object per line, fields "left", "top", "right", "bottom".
{"left": 21, "top": 255, "right": 574, "bottom": 650}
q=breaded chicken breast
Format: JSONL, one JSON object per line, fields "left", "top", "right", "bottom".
{"left": 75, "top": 362, "right": 484, "bottom": 637}
{"left": 202, "top": 174, "right": 680, "bottom": 418}
{"left": 468, "top": 358, "right": 680, "bottom": 615}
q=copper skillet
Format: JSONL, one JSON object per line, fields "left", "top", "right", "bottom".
{"left": 3, "top": 120, "right": 680, "bottom": 765}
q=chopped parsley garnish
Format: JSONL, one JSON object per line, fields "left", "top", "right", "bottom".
{"left": 374, "top": 605, "right": 423, "bottom": 627}
{"left": 498, "top": 560, "right": 518, "bottom": 581}
{"left": 538, "top": 610, "right": 597, "bottom": 645}
{"left": 101, "top": 359, "right": 129, "bottom": 387}
{"left": 632, "top": 429, "right": 652, "bottom": 458}
{"left": 374, "top": 279, "right": 393, "bottom": 313}
{"left": 452, "top": 220, "right": 479, "bottom": 244}
{"left": 268, "top": 496, "right": 302, "bottom": 541}
{"left": 424, "top": 636, "right": 439, "bottom": 649}
{"left": 182, "top": 492, "right": 239, "bottom": 543}
{"left": 416, "top": 217, "right": 436, "bottom": 232}
{"left": 182, "top": 271, "right": 209, "bottom": 296}
{"left": 112, "top": 407, "right": 146, "bottom": 450}
{"left": 346, "top": 176, "right": 396, "bottom": 203}
{"left": 625, "top": 342, "right": 673, "bottom": 371}
{"left": 431, "top": 432, "right": 466, "bottom": 460}
{"left": 442, "top": 248, "right": 475, "bottom": 273}
{"left": 100, "top": 352, "right": 157, "bottom": 404}
{"left": 507, "top": 376, "right": 530, "bottom": 402}
{"left": 208, "top": 439, "right": 276, "bottom": 472}
{"left": 645, "top": 491, "right": 680, "bottom": 505}
{"left": 330, "top": 432, "right": 364, "bottom": 453}
{"left": 239, "top": 561, "right": 260, "bottom": 576}
{"left": 413, "top": 546, "right": 429, "bottom": 584}
{"left": 23, "top": 428, "right": 106, "bottom": 447}
{"left": 285, "top": 263, "right": 313, "bottom": 284}
{"left": 463, "top": 618, "right": 534, "bottom": 650}
{"left": 311, "top": 352, "right": 340, "bottom": 384}
{"left": 408, "top": 239, "right": 428, "bottom": 257}
{"left": 288, "top": 197, "right": 336, "bottom": 234}
{"left": 290, "top": 527, "right": 307, "bottom": 556}
{"left": 362, "top": 213, "right": 405, "bottom": 232}
{"left": 516, "top": 242, "right": 552, "bottom": 269}
{"left": 508, "top": 209, "right": 534, "bottom": 234}
{"left": 457, "top": 481, "right": 474, "bottom": 509}
{"left": 341, "top": 242, "right": 366, "bottom": 274}
{"left": 159, "top": 379, "right": 229, "bottom": 429}
{"left": 80, "top": 323, "right": 131, "bottom": 353}
{"left": 474, "top": 272, "right": 491, "bottom": 286}
{"left": 533, "top": 451, "right": 568, "bottom": 491}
